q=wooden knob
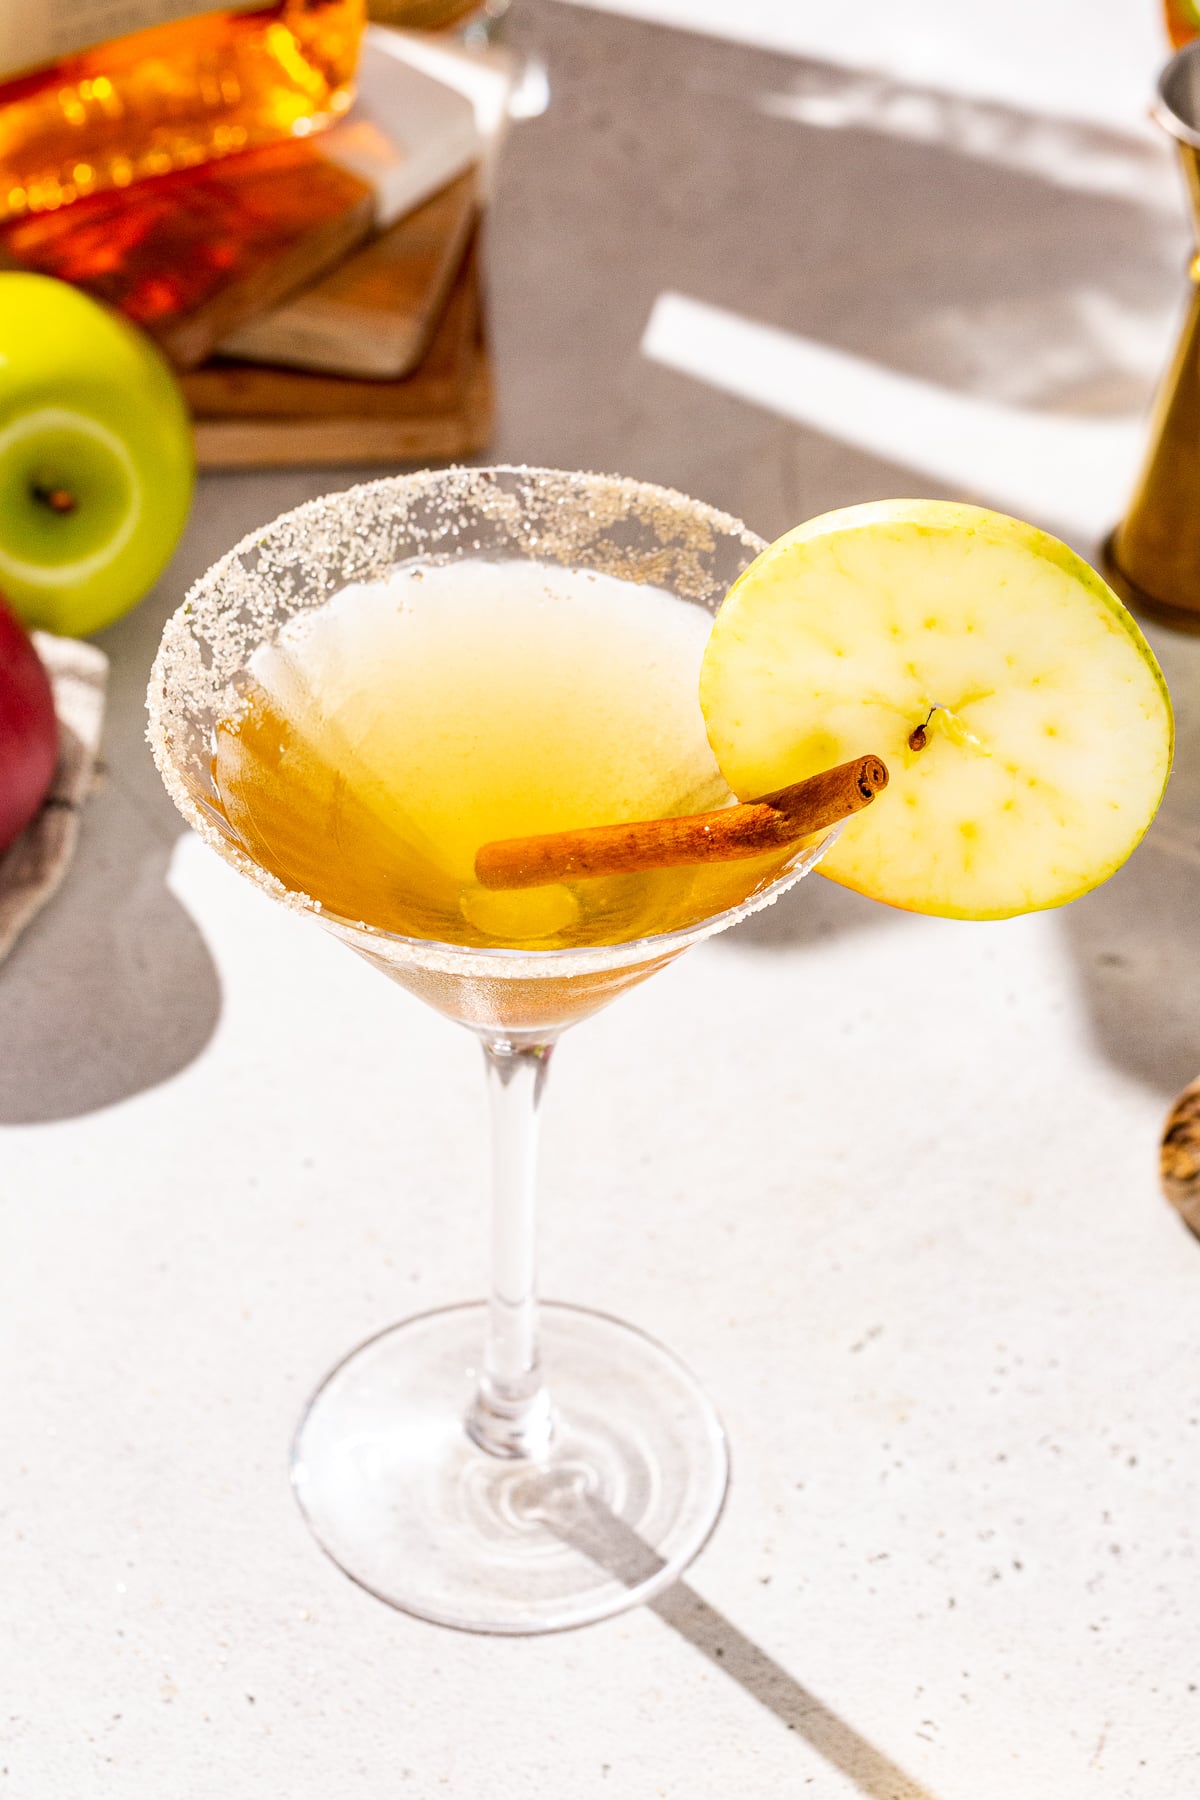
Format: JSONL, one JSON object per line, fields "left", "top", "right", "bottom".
{"left": 1161, "top": 1076, "right": 1200, "bottom": 1237}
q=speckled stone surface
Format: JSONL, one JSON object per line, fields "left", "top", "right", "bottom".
{"left": 3, "top": 4, "right": 1200, "bottom": 1796}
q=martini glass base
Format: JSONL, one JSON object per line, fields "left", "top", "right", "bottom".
{"left": 291, "top": 1301, "right": 729, "bottom": 1634}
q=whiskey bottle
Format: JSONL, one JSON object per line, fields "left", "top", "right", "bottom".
{"left": 0, "top": 0, "right": 366, "bottom": 223}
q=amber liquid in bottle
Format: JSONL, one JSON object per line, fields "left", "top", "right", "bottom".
{"left": 0, "top": 0, "right": 365, "bottom": 222}
{"left": 1165, "top": 0, "right": 1200, "bottom": 49}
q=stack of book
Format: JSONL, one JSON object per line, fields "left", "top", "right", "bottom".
{"left": 0, "top": 29, "right": 507, "bottom": 469}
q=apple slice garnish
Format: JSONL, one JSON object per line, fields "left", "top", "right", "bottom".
{"left": 699, "top": 500, "right": 1173, "bottom": 919}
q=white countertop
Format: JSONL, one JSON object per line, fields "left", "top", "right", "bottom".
{"left": 3, "top": 3, "right": 1200, "bottom": 1795}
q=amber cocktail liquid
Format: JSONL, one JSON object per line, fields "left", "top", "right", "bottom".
{"left": 213, "top": 560, "right": 795, "bottom": 951}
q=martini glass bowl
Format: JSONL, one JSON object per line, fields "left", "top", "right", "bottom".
{"left": 147, "top": 466, "right": 835, "bottom": 1633}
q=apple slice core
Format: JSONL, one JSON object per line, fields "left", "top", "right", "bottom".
{"left": 699, "top": 500, "right": 1173, "bottom": 920}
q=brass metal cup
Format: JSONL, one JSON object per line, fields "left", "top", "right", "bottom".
{"left": 1105, "top": 42, "right": 1200, "bottom": 631}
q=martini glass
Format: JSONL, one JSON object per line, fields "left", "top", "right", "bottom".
{"left": 147, "top": 466, "right": 835, "bottom": 1634}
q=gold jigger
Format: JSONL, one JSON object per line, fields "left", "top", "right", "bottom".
{"left": 1105, "top": 42, "right": 1200, "bottom": 632}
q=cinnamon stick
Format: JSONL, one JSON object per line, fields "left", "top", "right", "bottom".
{"left": 474, "top": 754, "right": 888, "bottom": 891}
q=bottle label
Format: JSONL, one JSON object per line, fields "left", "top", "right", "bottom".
{"left": 0, "top": 1, "right": 268, "bottom": 82}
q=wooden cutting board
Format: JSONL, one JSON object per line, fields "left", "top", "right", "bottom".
{"left": 216, "top": 171, "right": 478, "bottom": 379}
{"left": 189, "top": 238, "right": 493, "bottom": 468}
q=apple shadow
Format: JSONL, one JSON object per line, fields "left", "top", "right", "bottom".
{"left": 0, "top": 465, "right": 392, "bottom": 1127}
{"left": 0, "top": 776, "right": 221, "bottom": 1125}
{"left": 0, "top": 478, "right": 252, "bottom": 1124}
{"left": 1054, "top": 614, "right": 1200, "bottom": 1103}
{"left": 1057, "top": 832, "right": 1200, "bottom": 1102}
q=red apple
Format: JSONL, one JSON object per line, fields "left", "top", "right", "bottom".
{"left": 0, "top": 592, "right": 58, "bottom": 853}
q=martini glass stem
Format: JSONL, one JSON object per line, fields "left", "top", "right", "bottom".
{"left": 466, "top": 1037, "right": 557, "bottom": 1459}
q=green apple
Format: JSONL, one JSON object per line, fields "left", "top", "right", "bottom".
{"left": 699, "top": 500, "right": 1173, "bottom": 920}
{"left": 0, "top": 273, "right": 193, "bottom": 637}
